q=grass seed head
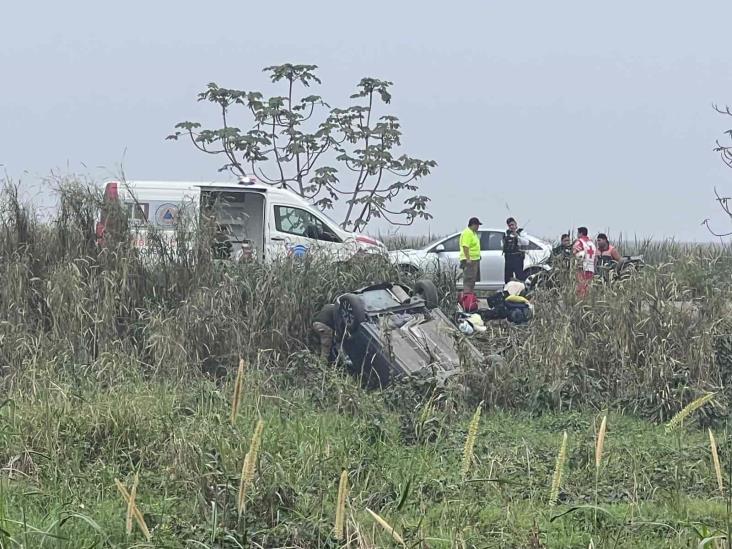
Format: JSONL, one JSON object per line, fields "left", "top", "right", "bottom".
{"left": 126, "top": 473, "right": 139, "bottom": 535}
{"left": 365, "top": 507, "right": 405, "bottom": 547}
{"left": 230, "top": 358, "right": 246, "bottom": 425}
{"left": 238, "top": 419, "right": 265, "bottom": 516}
{"left": 114, "top": 477, "right": 151, "bottom": 541}
{"left": 665, "top": 393, "right": 715, "bottom": 433}
{"left": 549, "top": 431, "right": 568, "bottom": 507}
{"left": 708, "top": 428, "right": 724, "bottom": 495}
{"left": 334, "top": 469, "right": 349, "bottom": 540}
{"left": 461, "top": 402, "right": 483, "bottom": 479}
{"left": 595, "top": 415, "right": 607, "bottom": 469}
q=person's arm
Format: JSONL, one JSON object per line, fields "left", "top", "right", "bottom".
{"left": 611, "top": 247, "right": 621, "bottom": 262}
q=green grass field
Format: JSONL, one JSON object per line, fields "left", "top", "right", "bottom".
{"left": 0, "top": 180, "right": 731, "bottom": 547}
{"left": 2, "top": 363, "right": 730, "bottom": 548}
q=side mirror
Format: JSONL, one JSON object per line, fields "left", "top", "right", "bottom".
{"left": 433, "top": 244, "right": 446, "bottom": 253}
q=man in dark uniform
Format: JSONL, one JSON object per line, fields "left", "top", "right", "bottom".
{"left": 552, "top": 234, "right": 572, "bottom": 259}
{"left": 502, "top": 217, "right": 528, "bottom": 283}
{"left": 551, "top": 233, "right": 572, "bottom": 267}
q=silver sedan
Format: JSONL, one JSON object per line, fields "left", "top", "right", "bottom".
{"left": 390, "top": 228, "right": 552, "bottom": 292}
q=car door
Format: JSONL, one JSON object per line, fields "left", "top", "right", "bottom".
{"left": 479, "top": 231, "right": 505, "bottom": 291}
{"left": 199, "top": 189, "right": 266, "bottom": 260}
{"left": 268, "top": 204, "right": 344, "bottom": 260}
{"left": 428, "top": 233, "right": 462, "bottom": 275}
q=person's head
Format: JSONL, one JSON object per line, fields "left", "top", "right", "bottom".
{"left": 577, "top": 227, "right": 588, "bottom": 238}
{"left": 560, "top": 233, "right": 571, "bottom": 247}
{"left": 596, "top": 233, "right": 609, "bottom": 250}
{"left": 468, "top": 217, "right": 482, "bottom": 231}
{"left": 506, "top": 217, "right": 518, "bottom": 231}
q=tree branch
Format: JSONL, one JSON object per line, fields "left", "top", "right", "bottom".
{"left": 221, "top": 105, "right": 246, "bottom": 176}
{"left": 342, "top": 93, "right": 373, "bottom": 228}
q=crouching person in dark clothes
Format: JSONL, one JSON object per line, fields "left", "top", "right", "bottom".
{"left": 312, "top": 304, "right": 337, "bottom": 361}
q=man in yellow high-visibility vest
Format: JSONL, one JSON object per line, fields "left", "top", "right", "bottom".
{"left": 459, "top": 217, "right": 482, "bottom": 294}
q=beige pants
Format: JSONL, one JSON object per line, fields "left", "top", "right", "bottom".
{"left": 461, "top": 260, "right": 480, "bottom": 294}
{"left": 312, "top": 321, "right": 333, "bottom": 359}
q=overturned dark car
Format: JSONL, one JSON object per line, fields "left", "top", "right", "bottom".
{"left": 331, "top": 280, "right": 483, "bottom": 387}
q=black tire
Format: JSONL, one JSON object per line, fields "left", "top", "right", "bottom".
{"left": 335, "top": 293, "right": 367, "bottom": 338}
{"left": 414, "top": 279, "right": 439, "bottom": 309}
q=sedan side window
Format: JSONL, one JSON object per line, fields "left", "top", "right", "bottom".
{"left": 432, "top": 235, "right": 460, "bottom": 252}
{"left": 481, "top": 231, "right": 504, "bottom": 251}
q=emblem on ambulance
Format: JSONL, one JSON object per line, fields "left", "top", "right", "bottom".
{"left": 155, "top": 203, "right": 178, "bottom": 226}
{"left": 286, "top": 243, "right": 309, "bottom": 258}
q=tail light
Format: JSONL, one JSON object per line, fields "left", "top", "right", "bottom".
{"left": 356, "top": 235, "right": 380, "bottom": 247}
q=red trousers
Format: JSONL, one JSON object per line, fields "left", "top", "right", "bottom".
{"left": 576, "top": 271, "right": 593, "bottom": 298}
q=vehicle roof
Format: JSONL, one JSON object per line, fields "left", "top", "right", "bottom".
{"left": 106, "top": 180, "right": 274, "bottom": 192}
{"left": 445, "top": 227, "right": 522, "bottom": 233}
{"left": 420, "top": 228, "right": 548, "bottom": 249}
{"left": 104, "top": 179, "right": 353, "bottom": 235}
{"left": 104, "top": 180, "right": 312, "bottom": 204}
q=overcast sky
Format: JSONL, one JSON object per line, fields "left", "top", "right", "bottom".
{"left": 2, "top": 0, "right": 732, "bottom": 241}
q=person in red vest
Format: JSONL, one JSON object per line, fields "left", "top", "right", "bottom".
{"left": 595, "top": 233, "right": 623, "bottom": 282}
{"left": 572, "top": 227, "right": 596, "bottom": 298}
{"left": 596, "top": 233, "right": 621, "bottom": 262}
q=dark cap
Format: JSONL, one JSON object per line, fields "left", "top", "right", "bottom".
{"left": 468, "top": 217, "right": 482, "bottom": 226}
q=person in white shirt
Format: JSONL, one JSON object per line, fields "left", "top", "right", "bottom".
{"left": 572, "top": 226, "right": 596, "bottom": 298}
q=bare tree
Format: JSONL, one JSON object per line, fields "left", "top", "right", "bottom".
{"left": 703, "top": 105, "right": 732, "bottom": 237}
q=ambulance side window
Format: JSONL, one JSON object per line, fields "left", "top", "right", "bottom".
{"left": 274, "top": 206, "right": 341, "bottom": 242}
{"left": 125, "top": 202, "right": 149, "bottom": 224}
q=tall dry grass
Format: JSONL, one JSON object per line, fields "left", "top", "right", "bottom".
{"left": 0, "top": 170, "right": 730, "bottom": 548}
{"left": 0, "top": 177, "right": 730, "bottom": 423}
{"left": 461, "top": 255, "right": 732, "bottom": 420}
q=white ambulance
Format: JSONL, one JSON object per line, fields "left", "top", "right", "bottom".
{"left": 95, "top": 178, "right": 387, "bottom": 262}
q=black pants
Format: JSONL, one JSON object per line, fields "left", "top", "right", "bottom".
{"left": 504, "top": 254, "right": 525, "bottom": 283}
